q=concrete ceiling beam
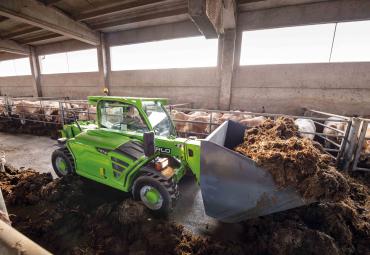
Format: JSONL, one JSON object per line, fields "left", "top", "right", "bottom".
{"left": 188, "top": 0, "right": 218, "bottom": 38}
{"left": 91, "top": 8, "right": 188, "bottom": 30}
{"left": 0, "top": 39, "right": 30, "bottom": 55}
{"left": 0, "top": 0, "right": 99, "bottom": 45}
{"left": 77, "top": 0, "right": 167, "bottom": 21}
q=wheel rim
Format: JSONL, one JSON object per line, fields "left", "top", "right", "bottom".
{"left": 140, "top": 185, "right": 163, "bottom": 210}
{"left": 55, "top": 157, "right": 68, "bottom": 175}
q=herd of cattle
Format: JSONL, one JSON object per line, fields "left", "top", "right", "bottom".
{"left": 170, "top": 109, "right": 370, "bottom": 162}
{"left": 171, "top": 109, "right": 344, "bottom": 141}
{"left": 0, "top": 98, "right": 96, "bottom": 123}
{"left": 0, "top": 98, "right": 369, "bottom": 164}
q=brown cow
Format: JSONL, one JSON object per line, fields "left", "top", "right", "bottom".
{"left": 239, "top": 116, "right": 266, "bottom": 127}
{"left": 184, "top": 115, "right": 210, "bottom": 134}
{"left": 171, "top": 110, "right": 190, "bottom": 133}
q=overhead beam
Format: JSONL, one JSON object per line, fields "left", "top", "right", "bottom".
{"left": 91, "top": 8, "right": 188, "bottom": 30}
{"left": 41, "top": 0, "right": 63, "bottom": 6}
{"left": 237, "top": 0, "right": 264, "bottom": 4}
{"left": 238, "top": 0, "right": 370, "bottom": 31}
{"left": 188, "top": 0, "right": 218, "bottom": 38}
{"left": 2, "top": 27, "right": 43, "bottom": 39}
{"left": 223, "top": 0, "right": 237, "bottom": 30}
{"left": 19, "top": 33, "right": 63, "bottom": 44}
{"left": 0, "top": 39, "right": 30, "bottom": 55}
{"left": 0, "top": 0, "right": 99, "bottom": 45}
{"left": 77, "top": 0, "right": 167, "bottom": 21}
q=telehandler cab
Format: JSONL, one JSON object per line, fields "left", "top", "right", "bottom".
{"left": 52, "top": 96, "right": 308, "bottom": 222}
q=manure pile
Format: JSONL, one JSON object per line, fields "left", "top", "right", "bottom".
{"left": 235, "top": 117, "right": 349, "bottom": 201}
{"left": 0, "top": 165, "right": 242, "bottom": 255}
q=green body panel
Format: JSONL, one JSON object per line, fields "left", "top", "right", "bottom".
{"left": 61, "top": 96, "right": 201, "bottom": 194}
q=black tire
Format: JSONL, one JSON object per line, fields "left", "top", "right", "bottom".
{"left": 132, "top": 172, "right": 179, "bottom": 215}
{"left": 51, "top": 148, "right": 75, "bottom": 177}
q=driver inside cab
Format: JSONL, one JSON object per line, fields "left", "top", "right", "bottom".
{"left": 101, "top": 102, "right": 148, "bottom": 133}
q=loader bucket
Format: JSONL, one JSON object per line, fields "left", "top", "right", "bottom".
{"left": 200, "top": 120, "right": 309, "bottom": 223}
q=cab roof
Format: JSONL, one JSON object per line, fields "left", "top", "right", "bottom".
{"left": 88, "top": 96, "right": 168, "bottom": 106}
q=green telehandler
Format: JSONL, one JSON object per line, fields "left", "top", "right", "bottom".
{"left": 52, "top": 96, "right": 308, "bottom": 223}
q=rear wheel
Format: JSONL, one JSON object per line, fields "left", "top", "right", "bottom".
{"left": 51, "top": 148, "right": 75, "bottom": 177}
{"left": 133, "top": 172, "right": 179, "bottom": 215}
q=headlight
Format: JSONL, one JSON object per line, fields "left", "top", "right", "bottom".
{"left": 154, "top": 157, "right": 169, "bottom": 171}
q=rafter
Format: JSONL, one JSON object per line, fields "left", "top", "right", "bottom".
{"left": 77, "top": 0, "right": 167, "bottom": 21}
{"left": 0, "top": 0, "right": 99, "bottom": 45}
{"left": 0, "top": 39, "right": 29, "bottom": 55}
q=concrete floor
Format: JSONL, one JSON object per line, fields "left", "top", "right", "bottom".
{"left": 0, "top": 132, "right": 241, "bottom": 238}
{"left": 0, "top": 132, "right": 58, "bottom": 178}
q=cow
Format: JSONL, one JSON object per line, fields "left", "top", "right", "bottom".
{"left": 184, "top": 115, "right": 210, "bottom": 135}
{"left": 0, "top": 99, "right": 5, "bottom": 115}
{"left": 294, "top": 118, "right": 316, "bottom": 140}
{"left": 239, "top": 116, "right": 266, "bottom": 128}
{"left": 170, "top": 110, "right": 190, "bottom": 133}
{"left": 13, "top": 100, "right": 43, "bottom": 124}
{"left": 323, "top": 117, "right": 347, "bottom": 148}
{"left": 42, "top": 101, "right": 60, "bottom": 122}
{"left": 219, "top": 111, "right": 249, "bottom": 123}
{"left": 78, "top": 106, "right": 97, "bottom": 121}
{"left": 360, "top": 126, "right": 370, "bottom": 163}
{"left": 188, "top": 111, "right": 209, "bottom": 117}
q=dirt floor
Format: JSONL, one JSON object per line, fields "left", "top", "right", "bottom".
{"left": 0, "top": 163, "right": 369, "bottom": 255}
{"left": 0, "top": 131, "right": 225, "bottom": 236}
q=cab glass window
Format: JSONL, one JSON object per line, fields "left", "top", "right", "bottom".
{"left": 100, "top": 101, "right": 148, "bottom": 132}
{"left": 143, "top": 101, "right": 173, "bottom": 136}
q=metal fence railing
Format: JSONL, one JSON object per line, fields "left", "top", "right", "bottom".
{"left": 0, "top": 96, "right": 369, "bottom": 172}
{"left": 0, "top": 96, "right": 97, "bottom": 127}
{"left": 169, "top": 107, "right": 354, "bottom": 169}
{"left": 352, "top": 119, "right": 370, "bottom": 172}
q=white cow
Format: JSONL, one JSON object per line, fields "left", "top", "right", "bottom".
{"left": 323, "top": 117, "right": 347, "bottom": 148}
{"left": 295, "top": 118, "right": 316, "bottom": 140}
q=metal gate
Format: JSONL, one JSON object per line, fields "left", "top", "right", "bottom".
{"left": 352, "top": 119, "right": 370, "bottom": 172}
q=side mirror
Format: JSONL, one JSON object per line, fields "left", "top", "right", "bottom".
{"left": 143, "top": 131, "right": 155, "bottom": 157}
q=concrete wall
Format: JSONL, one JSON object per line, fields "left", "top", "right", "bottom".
{"left": 110, "top": 67, "right": 219, "bottom": 108}
{"left": 231, "top": 63, "right": 370, "bottom": 115}
{"left": 0, "top": 75, "right": 34, "bottom": 96}
{"left": 40, "top": 72, "right": 102, "bottom": 98}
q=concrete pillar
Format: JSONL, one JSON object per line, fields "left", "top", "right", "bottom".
{"left": 97, "top": 33, "right": 111, "bottom": 95}
{"left": 29, "top": 46, "right": 42, "bottom": 97}
{"left": 233, "top": 29, "right": 242, "bottom": 69}
{"left": 218, "top": 29, "right": 236, "bottom": 110}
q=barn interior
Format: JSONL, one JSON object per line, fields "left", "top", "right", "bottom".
{"left": 0, "top": 1, "right": 369, "bottom": 254}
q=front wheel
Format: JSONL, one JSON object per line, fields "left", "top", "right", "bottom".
{"left": 132, "top": 173, "right": 178, "bottom": 215}
{"left": 51, "top": 148, "right": 75, "bottom": 177}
